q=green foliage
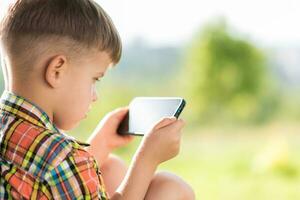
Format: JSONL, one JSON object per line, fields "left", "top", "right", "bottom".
{"left": 183, "top": 19, "right": 278, "bottom": 124}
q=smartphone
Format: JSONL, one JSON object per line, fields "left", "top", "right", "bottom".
{"left": 117, "top": 97, "right": 186, "bottom": 136}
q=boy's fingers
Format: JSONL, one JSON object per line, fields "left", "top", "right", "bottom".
{"left": 114, "top": 106, "right": 129, "bottom": 114}
{"left": 125, "top": 135, "right": 134, "bottom": 141}
{"left": 153, "top": 117, "right": 177, "bottom": 130}
{"left": 111, "top": 107, "right": 129, "bottom": 120}
{"left": 159, "top": 118, "right": 185, "bottom": 132}
{"left": 173, "top": 119, "right": 185, "bottom": 130}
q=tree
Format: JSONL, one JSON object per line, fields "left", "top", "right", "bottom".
{"left": 183, "top": 19, "right": 277, "bottom": 124}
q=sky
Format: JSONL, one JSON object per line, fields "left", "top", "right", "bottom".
{"left": 1, "top": 0, "right": 299, "bottom": 47}
{"left": 96, "top": 0, "right": 300, "bottom": 47}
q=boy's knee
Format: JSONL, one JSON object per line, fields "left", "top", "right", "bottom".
{"left": 149, "top": 171, "right": 195, "bottom": 200}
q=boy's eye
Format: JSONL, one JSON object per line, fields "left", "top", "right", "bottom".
{"left": 94, "top": 77, "right": 101, "bottom": 82}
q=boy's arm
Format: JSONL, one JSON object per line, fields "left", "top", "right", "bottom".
{"left": 86, "top": 109, "right": 184, "bottom": 199}
{"left": 86, "top": 135, "right": 111, "bottom": 167}
{"left": 110, "top": 150, "right": 157, "bottom": 200}
{"left": 110, "top": 118, "right": 184, "bottom": 200}
{"left": 86, "top": 107, "right": 133, "bottom": 167}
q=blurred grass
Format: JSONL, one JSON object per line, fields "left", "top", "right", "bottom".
{"left": 70, "top": 120, "right": 300, "bottom": 199}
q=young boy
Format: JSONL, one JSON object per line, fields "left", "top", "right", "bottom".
{"left": 0, "top": 0, "right": 195, "bottom": 199}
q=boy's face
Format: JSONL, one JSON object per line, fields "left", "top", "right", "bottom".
{"left": 53, "top": 50, "right": 112, "bottom": 131}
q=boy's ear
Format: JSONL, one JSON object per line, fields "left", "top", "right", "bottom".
{"left": 45, "top": 55, "right": 68, "bottom": 88}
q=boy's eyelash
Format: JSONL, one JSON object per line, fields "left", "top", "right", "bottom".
{"left": 94, "top": 78, "right": 101, "bottom": 82}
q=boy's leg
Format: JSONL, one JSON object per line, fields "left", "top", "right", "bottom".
{"left": 100, "top": 154, "right": 195, "bottom": 200}
{"left": 144, "top": 171, "right": 195, "bottom": 200}
{"left": 100, "top": 154, "right": 128, "bottom": 196}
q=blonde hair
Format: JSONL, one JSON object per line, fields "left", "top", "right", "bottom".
{"left": 0, "top": 0, "right": 122, "bottom": 67}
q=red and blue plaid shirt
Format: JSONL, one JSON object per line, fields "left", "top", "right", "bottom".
{"left": 0, "top": 90, "right": 108, "bottom": 199}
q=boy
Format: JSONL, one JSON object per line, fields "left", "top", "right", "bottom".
{"left": 0, "top": 0, "right": 195, "bottom": 199}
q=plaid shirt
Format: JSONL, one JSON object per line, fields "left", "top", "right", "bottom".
{"left": 0, "top": 90, "right": 108, "bottom": 199}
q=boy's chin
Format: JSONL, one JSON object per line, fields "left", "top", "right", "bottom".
{"left": 56, "top": 120, "right": 81, "bottom": 132}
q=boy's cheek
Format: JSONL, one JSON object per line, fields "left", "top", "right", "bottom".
{"left": 54, "top": 87, "right": 91, "bottom": 128}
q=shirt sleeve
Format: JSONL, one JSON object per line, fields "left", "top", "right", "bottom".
{"left": 43, "top": 147, "right": 108, "bottom": 200}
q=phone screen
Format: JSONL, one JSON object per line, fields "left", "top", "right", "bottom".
{"left": 118, "top": 97, "right": 185, "bottom": 136}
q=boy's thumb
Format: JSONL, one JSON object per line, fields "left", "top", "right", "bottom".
{"left": 153, "top": 117, "right": 177, "bottom": 130}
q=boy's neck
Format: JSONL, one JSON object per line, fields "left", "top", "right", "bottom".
{"left": 7, "top": 85, "right": 54, "bottom": 124}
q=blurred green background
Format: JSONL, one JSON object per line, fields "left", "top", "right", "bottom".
{"left": 71, "top": 19, "right": 300, "bottom": 199}
{"left": 1, "top": 0, "right": 300, "bottom": 199}
{"left": 74, "top": 20, "right": 298, "bottom": 199}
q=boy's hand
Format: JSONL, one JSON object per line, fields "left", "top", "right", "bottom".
{"left": 136, "top": 117, "right": 185, "bottom": 166}
{"left": 91, "top": 107, "right": 134, "bottom": 151}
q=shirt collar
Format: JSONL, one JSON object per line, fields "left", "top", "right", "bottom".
{"left": 0, "top": 90, "right": 90, "bottom": 147}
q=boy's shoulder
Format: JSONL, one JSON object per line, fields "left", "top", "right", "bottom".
{"left": 0, "top": 114, "right": 84, "bottom": 176}
{"left": 0, "top": 113, "right": 107, "bottom": 199}
{"left": 0, "top": 90, "right": 94, "bottom": 180}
